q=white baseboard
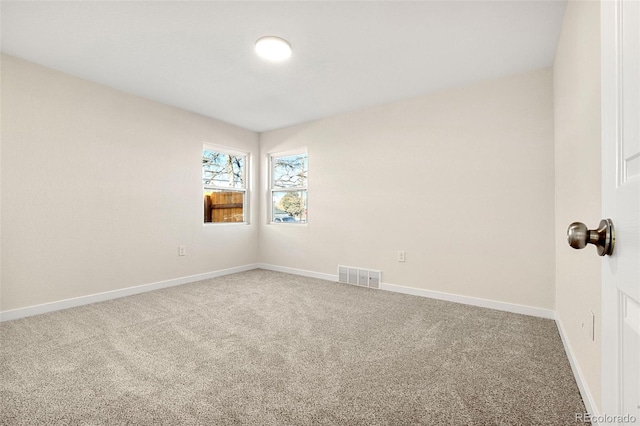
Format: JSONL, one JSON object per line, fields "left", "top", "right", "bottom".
{"left": 380, "top": 282, "right": 556, "bottom": 319}
{"left": 555, "top": 316, "right": 599, "bottom": 424}
{"left": 257, "top": 263, "right": 554, "bottom": 320}
{"left": 256, "top": 263, "right": 337, "bottom": 282}
{"left": 0, "top": 264, "right": 260, "bottom": 322}
{"left": 2, "top": 263, "right": 555, "bottom": 322}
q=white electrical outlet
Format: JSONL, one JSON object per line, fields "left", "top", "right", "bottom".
{"left": 397, "top": 251, "right": 406, "bottom": 262}
{"left": 178, "top": 245, "right": 186, "bottom": 256}
{"left": 581, "top": 310, "right": 595, "bottom": 341}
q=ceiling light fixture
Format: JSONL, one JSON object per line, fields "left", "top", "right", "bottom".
{"left": 255, "top": 36, "right": 292, "bottom": 62}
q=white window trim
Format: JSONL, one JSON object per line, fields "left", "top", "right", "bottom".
{"left": 203, "top": 144, "right": 250, "bottom": 225}
{"left": 268, "top": 149, "right": 308, "bottom": 225}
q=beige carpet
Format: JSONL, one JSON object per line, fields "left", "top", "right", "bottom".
{"left": 1, "top": 269, "right": 587, "bottom": 425}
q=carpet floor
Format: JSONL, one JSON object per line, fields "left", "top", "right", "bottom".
{"left": 1, "top": 269, "right": 587, "bottom": 425}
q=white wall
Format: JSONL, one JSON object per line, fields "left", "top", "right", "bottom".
{"left": 0, "top": 55, "right": 259, "bottom": 312}
{"left": 259, "top": 68, "right": 556, "bottom": 310}
{"left": 0, "top": 57, "right": 3, "bottom": 311}
{"left": 553, "top": 0, "right": 602, "bottom": 410}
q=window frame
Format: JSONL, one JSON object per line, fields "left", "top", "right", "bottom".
{"left": 202, "top": 144, "right": 249, "bottom": 225}
{"left": 268, "top": 149, "right": 308, "bottom": 225}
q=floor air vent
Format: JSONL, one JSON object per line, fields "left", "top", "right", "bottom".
{"left": 337, "top": 265, "right": 381, "bottom": 289}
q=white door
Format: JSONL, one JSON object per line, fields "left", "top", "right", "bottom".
{"left": 601, "top": 0, "right": 640, "bottom": 423}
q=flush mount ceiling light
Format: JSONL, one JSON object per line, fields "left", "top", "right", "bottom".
{"left": 255, "top": 36, "right": 292, "bottom": 62}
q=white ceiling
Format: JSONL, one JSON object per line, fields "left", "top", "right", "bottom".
{"left": 1, "top": 1, "right": 567, "bottom": 132}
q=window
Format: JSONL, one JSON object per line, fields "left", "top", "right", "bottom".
{"left": 270, "top": 151, "right": 308, "bottom": 224}
{"left": 203, "top": 146, "right": 248, "bottom": 223}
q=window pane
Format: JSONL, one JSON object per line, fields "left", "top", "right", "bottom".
{"left": 203, "top": 150, "right": 245, "bottom": 189}
{"left": 204, "top": 190, "right": 245, "bottom": 223}
{"left": 272, "top": 191, "right": 307, "bottom": 223}
{"left": 272, "top": 154, "right": 307, "bottom": 188}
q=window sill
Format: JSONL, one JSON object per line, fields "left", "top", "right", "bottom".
{"left": 203, "top": 222, "right": 250, "bottom": 227}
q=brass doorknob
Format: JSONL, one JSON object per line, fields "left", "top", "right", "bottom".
{"left": 567, "top": 219, "right": 615, "bottom": 256}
